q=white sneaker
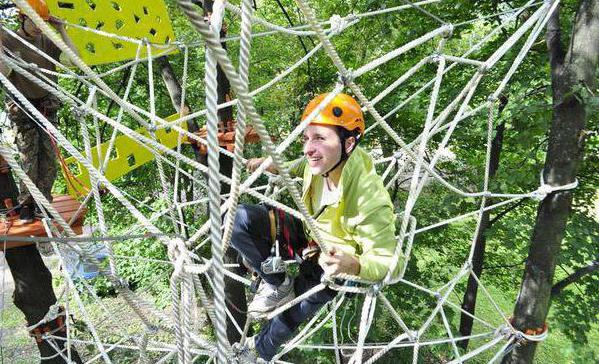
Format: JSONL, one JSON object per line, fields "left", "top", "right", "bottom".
{"left": 248, "top": 276, "right": 295, "bottom": 316}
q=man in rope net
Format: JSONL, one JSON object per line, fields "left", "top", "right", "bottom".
{"left": 0, "top": 1, "right": 82, "bottom": 363}
{"left": 233, "top": 93, "right": 402, "bottom": 361}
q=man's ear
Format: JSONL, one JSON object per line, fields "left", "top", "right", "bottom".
{"left": 345, "top": 136, "right": 356, "bottom": 154}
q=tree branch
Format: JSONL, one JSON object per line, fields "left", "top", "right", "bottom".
{"left": 488, "top": 199, "right": 526, "bottom": 226}
{"left": 551, "top": 260, "right": 599, "bottom": 297}
{"left": 275, "top": 0, "right": 315, "bottom": 86}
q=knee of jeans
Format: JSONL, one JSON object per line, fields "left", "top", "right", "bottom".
{"left": 231, "top": 204, "right": 251, "bottom": 245}
{"left": 234, "top": 204, "right": 258, "bottom": 231}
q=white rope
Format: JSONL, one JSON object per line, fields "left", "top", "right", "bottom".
{"left": 204, "top": 2, "right": 230, "bottom": 362}
{"left": 0, "top": 0, "right": 563, "bottom": 361}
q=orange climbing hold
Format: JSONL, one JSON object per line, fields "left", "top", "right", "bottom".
{"left": 193, "top": 121, "right": 261, "bottom": 155}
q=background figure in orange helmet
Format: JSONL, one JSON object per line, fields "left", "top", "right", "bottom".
{"left": 235, "top": 93, "right": 401, "bottom": 361}
{"left": 0, "top": 1, "right": 82, "bottom": 363}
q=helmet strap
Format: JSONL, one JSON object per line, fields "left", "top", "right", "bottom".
{"left": 320, "top": 127, "right": 361, "bottom": 178}
{"left": 322, "top": 136, "right": 353, "bottom": 178}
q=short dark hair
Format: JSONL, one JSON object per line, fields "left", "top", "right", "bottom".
{"left": 335, "top": 126, "right": 361, "bottom": 155}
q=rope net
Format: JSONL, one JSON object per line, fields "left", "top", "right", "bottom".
{"left": 0, "top": 0, "right": 567, "bottom": 362}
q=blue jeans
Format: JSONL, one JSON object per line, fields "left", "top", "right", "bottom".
{"left": 231, "top": 204, "right": 337, "bottom": 360}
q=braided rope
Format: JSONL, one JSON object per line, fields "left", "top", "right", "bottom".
{"left": 0, "top": 0, "right": 571, "bottom": 361}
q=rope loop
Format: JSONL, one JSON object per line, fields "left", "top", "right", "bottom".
{"left": 531, "top": 170, "right": 579, "bottom": 201}
{"left": 509, "top": 317, "right": 549, "bottom": 345}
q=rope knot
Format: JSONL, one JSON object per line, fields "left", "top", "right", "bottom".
{"left": 431, "top": 52, "right": 443, "bottom": 63}
{"left": 478, "top": 62, "right": 491, "bottom": 74}
{"left": 328, "top": 14, "right": 349, "bottom": 36}
{"left": 114, "top": 277, "right": 130, "bottom": 289}
{"left": 442, "top": 24, "right": 454, "bottom": 38}
{"left": 337, "top": 70, "right": 355, "bottom": 87}
{"left": 531, "top": 170, "right": 578, "bottom": 201}
{"left": 268, "top": 175, "right": 281, "bottom": 186}
{"left": 487, "top": 94, "right": 498, "bottom": 103}
{"left": 168, "top": 238, "right": 188, "bottom": 278}
{"left": 369, "top": 283, "right": 382, "bottom": 295}
{"left": 71, "top": 106, "right": 87, "bottom": 119}
{"left": 44, "top": 304, "right": 61, "bottom": 322}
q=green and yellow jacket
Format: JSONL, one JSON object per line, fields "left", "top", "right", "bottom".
{"left": 289, "top": 146, "right": 402, "bottom": 281}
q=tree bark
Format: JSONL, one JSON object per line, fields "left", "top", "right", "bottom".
{"left": 458, "top": 96, "right": 507, "bottom": 349}
{"left": 502, "top": 1, "right": 599, "bottom": 363}
{"left": 155, "top": 55, "right": 201, "bottom": 140}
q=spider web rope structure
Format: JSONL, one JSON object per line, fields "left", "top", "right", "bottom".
{"left": 0, "top": 0, "right": 577, "bottom": 362}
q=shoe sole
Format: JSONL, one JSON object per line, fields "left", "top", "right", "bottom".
{"left": 248, "top": 292, "right": 296, "bottom": 318}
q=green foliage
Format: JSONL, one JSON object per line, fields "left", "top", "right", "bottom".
{"left": 25, "top": 0, "right": 596, "bottom": 362}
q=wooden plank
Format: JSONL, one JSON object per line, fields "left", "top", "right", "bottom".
{"left": 0, "top": 195, "right": 86, "bottom": 250}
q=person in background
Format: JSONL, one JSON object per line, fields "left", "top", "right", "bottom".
{"left": 0, "top": 1, "right": 83, "bottom": 363}
{"left": 0, "top": 0, "right": 78, "bottom": 223}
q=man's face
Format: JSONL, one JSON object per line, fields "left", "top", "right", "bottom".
{"left": 22, "top": 17, "right": 42, "bottom": 37}
{"left": 302, "top": 124, "right": 341, "bottom": 176}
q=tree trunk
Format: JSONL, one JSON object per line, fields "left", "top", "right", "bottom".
{"left": 458, "top": 97, "right": 507, "bottom": 349}
{"left": 155, "top": 55, "right": 201, "bottom": 145}
{"left": 502, "top": 1, "right": 599, "bottom": 363}
{"left": 202, "top": 0, "right": 248, "bottom": 345}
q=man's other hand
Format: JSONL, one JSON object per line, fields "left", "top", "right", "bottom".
{"left": 318, "top": 248, "right": 360, "bottom": 277}
{"left": 246, "top": 157, "right": 277, "bottom": 174}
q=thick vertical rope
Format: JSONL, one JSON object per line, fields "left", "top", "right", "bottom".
{"left": 349, "top": 292, "right": 376, "bottom": 364}
{"left": 221, "top": 0, "right": 255, "bottom": 251}
{"left": 146, "top": 40, "right": 180, "bottom": 236}
{"left": 204, "top": 2, "right": 230, "bottom": 362}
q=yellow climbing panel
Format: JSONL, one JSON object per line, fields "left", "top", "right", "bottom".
{"left": 47, "top": 0, "right": 176, "bottom": 65}
{"left": 63, "top": 113, "right": 188, "bottom": 197}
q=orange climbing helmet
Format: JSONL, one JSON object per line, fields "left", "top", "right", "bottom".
{"left": 19, "top": 0, "right": 51, "bottom": 21}
{"left": 301, "top": 93, "right": 365, "bottom": 136}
